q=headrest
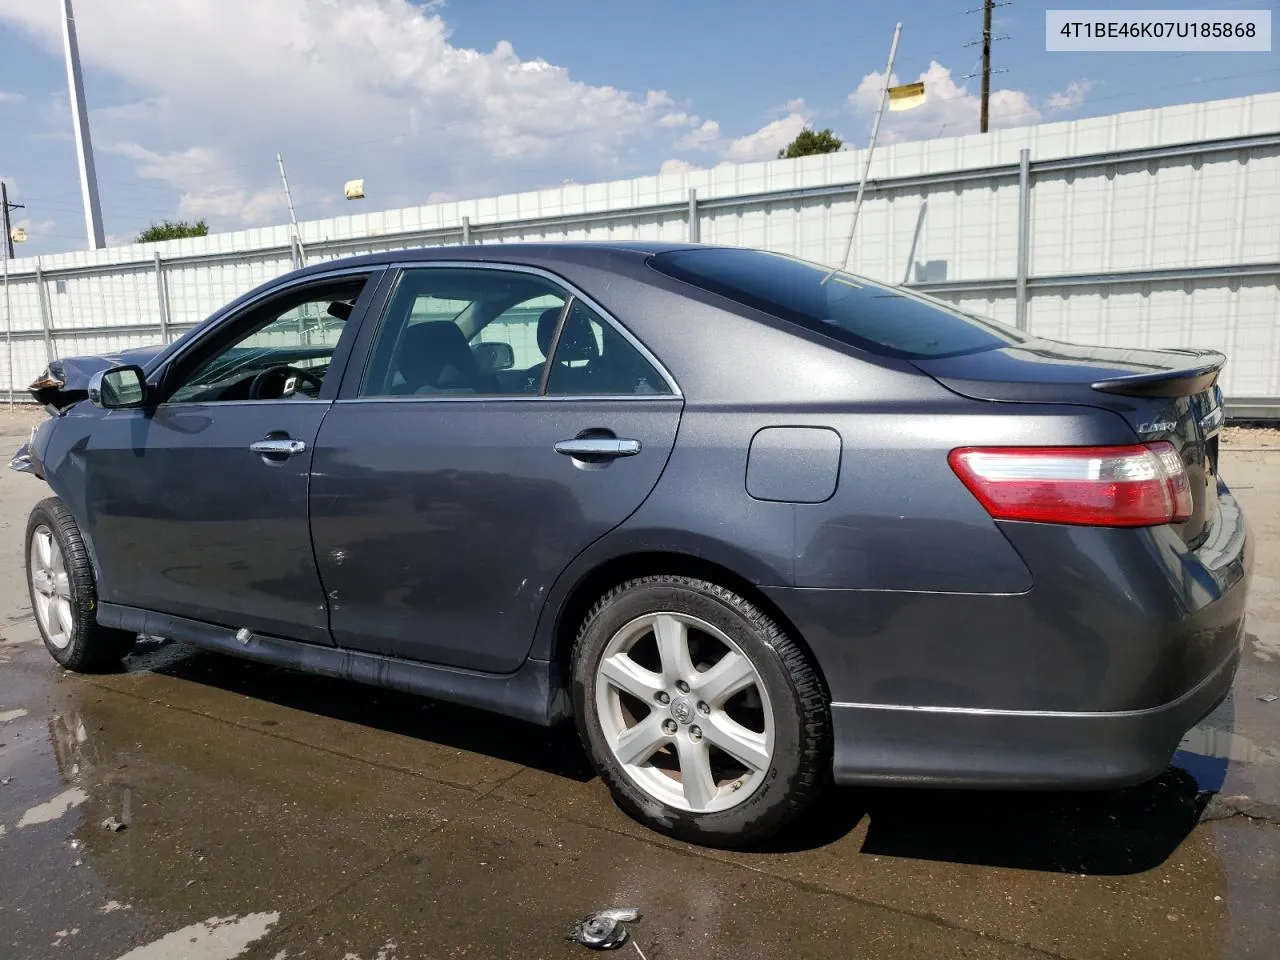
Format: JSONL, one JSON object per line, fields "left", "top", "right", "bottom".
{"left": 537, "top": 305, "right": 599, "bottom": 364}
{"left": 397, "top": 321, "right": 475, "bottom": 389}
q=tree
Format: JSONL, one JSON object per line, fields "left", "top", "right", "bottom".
{"left": 136, "top": 219, "right": 209, "bottom": 243}
{"left": 777, "top": 128, "right": 843, "bottom": 159}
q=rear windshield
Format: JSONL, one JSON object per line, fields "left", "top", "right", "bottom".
{"left": 649, "top": 248, "right": 1025, "bottom": 359}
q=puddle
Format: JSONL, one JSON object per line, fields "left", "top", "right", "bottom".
{"left": 0, "top": 707, "right": 29, "bottom": 723}
{"left": 112, "top": 912, "right": 280, "bottom": 960}
{"left": 15, "top": 787, "right": 89, "bottom": 828}
{"left": 1179, "top": 726, "right": 1280, "bottom": 766}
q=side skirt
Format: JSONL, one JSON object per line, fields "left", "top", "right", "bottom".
{"left": 98, "top": 603, "right": 572, "bottom": 726}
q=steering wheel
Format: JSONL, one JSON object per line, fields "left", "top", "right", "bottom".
{"left": 247, "top": 365, "right": 325, "bottom": 400}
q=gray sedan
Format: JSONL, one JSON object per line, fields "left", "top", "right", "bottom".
{"left": 15, "top": 243, "right": 1251, "bottom": 846}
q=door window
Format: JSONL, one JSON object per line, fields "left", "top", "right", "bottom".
{"left": 544, "top": 300, "right": 670, "bottom": 396}
{"left": 360, "top": 268, "right": 671, "bottom": 398}
{"left": 167, "top": 277, "right": 368, "bottom": 403}
{"left": 360, "top": 269, "right": 569, "bottom": 397}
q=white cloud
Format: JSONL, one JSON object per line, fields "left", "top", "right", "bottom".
{"left": 1046, "top": 79, "right": 1097, "bottom": 112}
{"left": 724, "top": 112, "right": 809, "bottom": 162}
{"left": 108, "top": 142, "right": 284, "bottom": 223}
{"left": 0, "top": 0, "right": 707, "bottom": 230}
{"left": 659, "top": 158, "right": 700, "bottom": 176}
{"left": 676, "top": 119, "right": 721, "bottom": 151}
{"left": 848, "top": 60, "right": 1039, "bottom": 143}
{"left": 426, "top": 190, "right": 457, "bottom": 203}
{"left": 659, "top": 111, "right": 696, "bottom": 128}
{"left": 0, "top": 90, "right": 24, "bottom": 104}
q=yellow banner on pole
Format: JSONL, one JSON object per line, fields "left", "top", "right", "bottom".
{"left": 888, "top": 81, "right": 926, "bottom": 111}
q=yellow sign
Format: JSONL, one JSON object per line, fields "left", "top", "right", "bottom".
{"left": 888, "top": 81, "right": 926, "bottom": 112}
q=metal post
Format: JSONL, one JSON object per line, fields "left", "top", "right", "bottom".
{"left": 34, "top": 261, "right": 55, "bottom": 365}
{"left": 60, "top": 0, "right": 105, "bottom": 249}
{"left": 687, "top": 188, "right": 700, "bottom": 243}
{"left": 1015, "top": 147, "right": 1031, "bottom": 331}
{"left": 277, "top": 153, "right": 306, "bottom": 266}
{"left": 153, "top": 251, "right": 171, "bottom": 342}
{"left": 2, "top": 232, "right": 11, "bottom": 410}
{"left": 826, "top": 22, "right": 902, "bottom": 281}
{"left": 461, "top": 215, "right": 471, "bottom": 245}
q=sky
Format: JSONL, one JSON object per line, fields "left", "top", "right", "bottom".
{"left": 0, "top": 0, "right": 1275, "bottom": 256}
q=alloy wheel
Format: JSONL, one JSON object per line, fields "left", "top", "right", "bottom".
{"left": 594, "top": 612, "right": 775, "bottom": 814}
{"left": 30, "top": 524, "right": 74, "bottom": 650}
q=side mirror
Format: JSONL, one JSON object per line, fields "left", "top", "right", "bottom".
{"left": 473, "top": 341, "right": 515, "bottom": 373}
{"left": 88, "top": 365, "right": 148, "bottom": 409}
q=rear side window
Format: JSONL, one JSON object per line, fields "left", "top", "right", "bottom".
{"left": 650, "top": 248, "right": 1025, "bottom": 359}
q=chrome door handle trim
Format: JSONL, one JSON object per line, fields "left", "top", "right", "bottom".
{"left": 249, "top": 439, "right": 307, "bottom": 457}
{"left": 554, "top": 438, "right": 642, "bottom": 458}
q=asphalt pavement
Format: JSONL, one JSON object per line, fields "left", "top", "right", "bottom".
{"left": 1, "top": 407, "right": 1277, "bottom": 960}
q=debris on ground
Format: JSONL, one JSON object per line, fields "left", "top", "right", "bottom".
{"left": 101, "top": 816, "right": 127, "bottom": 833}
{"left": 1258, "top": 692, "right": 1278, "bottom": 703}
{"left": 567, "top": 908, "right": 642, "bottom": 950}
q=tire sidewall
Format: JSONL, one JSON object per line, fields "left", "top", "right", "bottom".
{"left": 572, "top": 578, "right": 810, "bottom": 846}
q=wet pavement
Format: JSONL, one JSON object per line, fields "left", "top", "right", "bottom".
{"left": 1, "top": 410, "right": 1278, "bottom": 960}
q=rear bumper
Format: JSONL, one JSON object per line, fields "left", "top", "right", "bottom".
{"left": 764, "top": 481, "right": 1252, "bottom": 788}
{"left": 829, "top": 644, "right": 1239, "bottom": 788}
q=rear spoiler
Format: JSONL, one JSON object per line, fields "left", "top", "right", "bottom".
{"left": 1090, "top": 350, "right": 1226, "bottom": 399}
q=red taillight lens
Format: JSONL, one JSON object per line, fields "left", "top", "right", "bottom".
{"left": 948, "top": 442, "right": 1193, "bottom": 527}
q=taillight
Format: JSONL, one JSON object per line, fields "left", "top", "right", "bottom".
{"left": 948, "top": 442, "right": 1193, "bottom": 527}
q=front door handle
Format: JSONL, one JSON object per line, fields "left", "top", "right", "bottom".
{"left": 249, "top": 438, "right": 307, "bottom": 458}
{"left": 554, "top": 437, "right": 642, "bottom": 459}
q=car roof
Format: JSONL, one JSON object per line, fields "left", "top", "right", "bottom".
{"left": 290, "top": 241, "right": 704, "bottom": 280}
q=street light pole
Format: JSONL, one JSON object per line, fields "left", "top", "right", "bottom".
{"left": 60, "top": 0, "right": 105, "bottom": 249}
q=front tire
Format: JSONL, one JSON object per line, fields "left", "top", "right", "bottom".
{"left": 26, "top": 497, "right": 134, "bottom": 672}
{"left": 571, "top": 575, "right": 830, "bottom": 847}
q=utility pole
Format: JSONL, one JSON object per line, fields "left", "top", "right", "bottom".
{"left": 60, "top": 0, "right": 105, "bottom": 249}
{"left": 1, "top": 181, "right": 23, "bottom": 260}
{"left": 980, "top": 0, "right": 993, "bottom": 134}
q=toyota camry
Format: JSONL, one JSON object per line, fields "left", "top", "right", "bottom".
{"left": 15, "top": 242, "right": 1251, "bottom": 847}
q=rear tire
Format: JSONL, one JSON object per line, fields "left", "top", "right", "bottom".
{"left": 571, "top": 575, "right": 830, "bottom": 848}
{"left": 26, "top": 497, "right": 135, "bottom": 672}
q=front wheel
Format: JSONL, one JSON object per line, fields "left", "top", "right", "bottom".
{"left": 571, "top": 575, "right": 830, "bottom": 847}
{"left": 26, "top": 497, "right": 135, "bottom": 672}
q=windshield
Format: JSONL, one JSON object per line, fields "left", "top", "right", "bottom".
{"left": 649, "top": 247, "right": 1026, "bottom": 359}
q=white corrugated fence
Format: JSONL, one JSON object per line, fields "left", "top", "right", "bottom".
{"left": 2, "top": 92, "right": 1278, "bottom": 413}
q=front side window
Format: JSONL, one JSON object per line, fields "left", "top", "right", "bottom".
{"left": 360, "top": 268, "right": 671, "bottom": 398}
{"left": 167, "top": 277, "right": 367, "bottom": 402}
{"left": 650, "top": 248, "right": 1026, "bottom": 359}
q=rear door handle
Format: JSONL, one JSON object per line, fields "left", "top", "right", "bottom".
{"left": 554, "top": 438, "right": 642, "bottom": 459}
{"left": 249, "top": 438, "right": 307, "bottom": 458}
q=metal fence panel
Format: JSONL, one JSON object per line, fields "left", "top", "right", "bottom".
{"left": 2, "top": 91, "right": 1277, "bottom": 412}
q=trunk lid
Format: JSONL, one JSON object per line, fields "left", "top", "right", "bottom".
{"left": 913, "top": 338, "right": 1226, "bottom": 545}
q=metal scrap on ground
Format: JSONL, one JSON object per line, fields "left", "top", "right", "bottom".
{"left": 567, "top": 908, "right": 643, "bottom": 950}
